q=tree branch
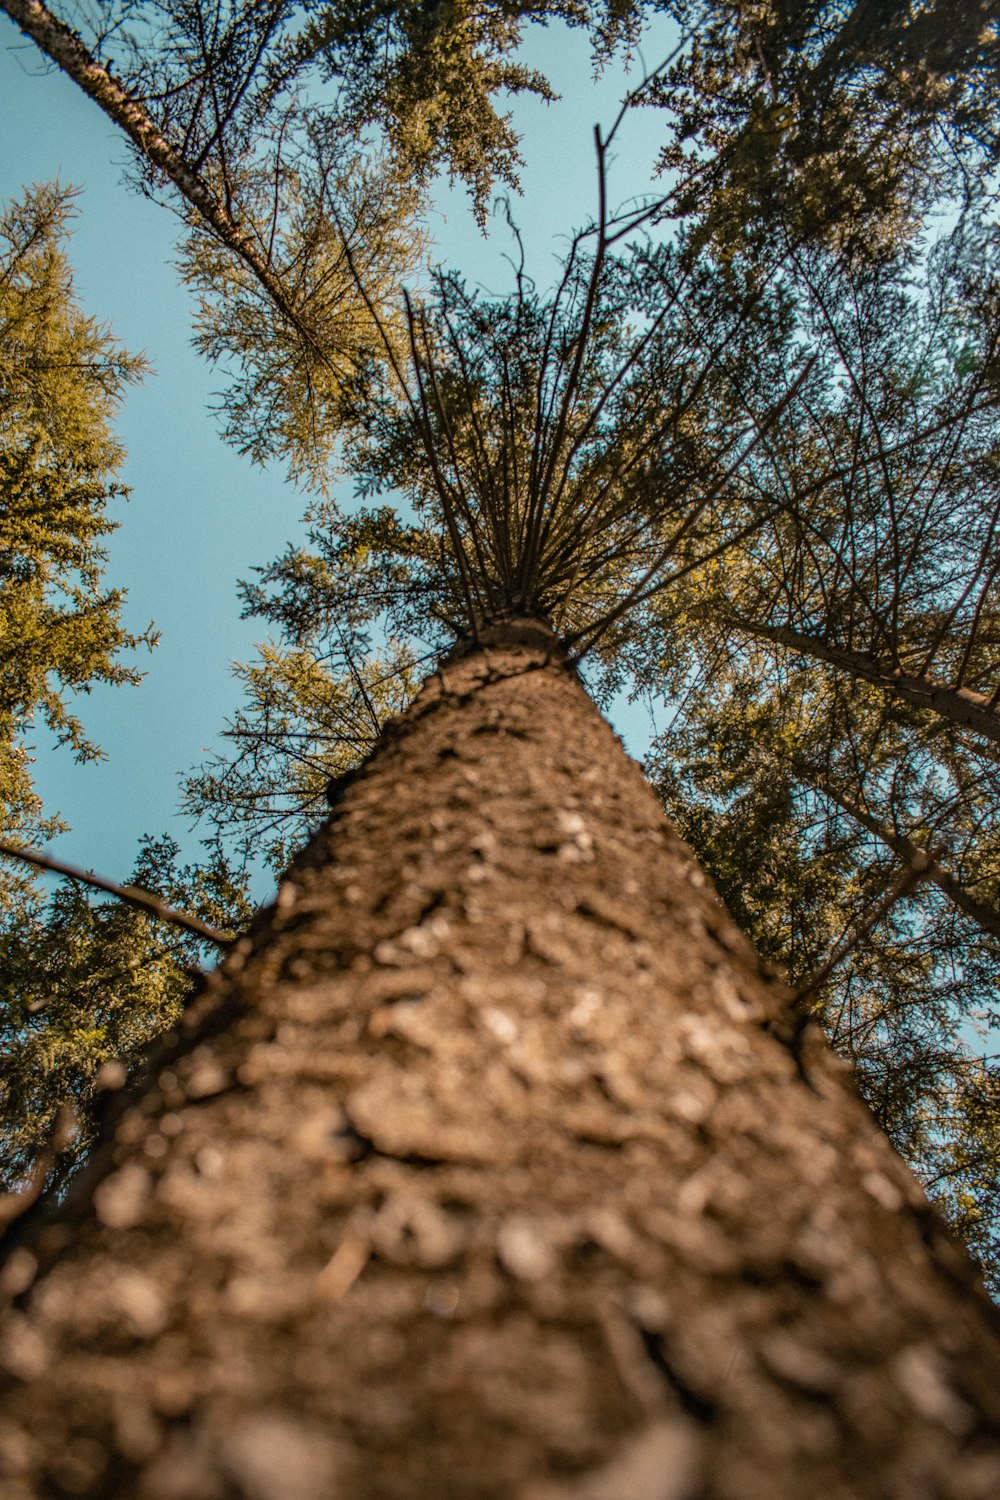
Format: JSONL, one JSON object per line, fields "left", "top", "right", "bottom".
{"left": 730, "top": 618, "right": 1000, "bottom": 750}
{"left": 0, "top": 839, "right": 233, "bottom": 946}
{"left": 0, "top": 0, "right": 315, "bottom": 348}
{"left": 791, "top": 759, "right": 1000, "bottom": 944}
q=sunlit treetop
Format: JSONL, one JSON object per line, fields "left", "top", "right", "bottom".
{"left": 72, "top": 0, "right": 650, "bottom": 214}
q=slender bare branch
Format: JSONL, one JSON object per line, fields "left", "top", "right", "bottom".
{"left": 0, "top": 840, "right": 233, "bottom": 946}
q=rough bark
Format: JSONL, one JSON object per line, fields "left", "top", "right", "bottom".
{"left": 1, "top": 621, "right": 999, "bottom": 1500}
{"left": 729, "top": 618, "right": 1000, "bottom": 751}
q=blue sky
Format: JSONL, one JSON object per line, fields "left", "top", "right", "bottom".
{"left": 0, "top": 13, "right": 673, "bottom": 897}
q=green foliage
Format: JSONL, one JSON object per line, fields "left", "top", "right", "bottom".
{"left": 183, "top": 628, "right": 418, "bottom": 871}
{"left": 97, "top": 0, "right": 649, "bottom": 215}
{"left": 655, "top": 0, "right": 1000, "bottom": 254}
{"left": 0, "top": 836, "right": 253, "bottom": 1191}
{"left": 281, "top": 0, "right": 564, "bottom": 214}
{"left": 0, "top": 182, "right": 151, "bottom": 882}
{"left": 624, "top": 208, "right": 1000, "bottom": 741}
{"left": 178, "top": 146, "right": 427, "bottom": 490}
{"left": 932, "top": 1062, "right": 1000, "bottom": 1286}
{"left": 0, "top": 185, "right": 230, "bottom": 1196}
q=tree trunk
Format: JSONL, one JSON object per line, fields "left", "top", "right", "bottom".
{"left": 1, "top": 620, "right": 999, "bottom": 1500}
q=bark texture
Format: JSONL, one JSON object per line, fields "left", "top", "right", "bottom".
{"left": 1, "top": 623, "right": 1000, "bottom": 1499}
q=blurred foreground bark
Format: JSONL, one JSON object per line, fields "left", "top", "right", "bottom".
{"left": 1, "top": 620, "right": 999, "bottom": 1499}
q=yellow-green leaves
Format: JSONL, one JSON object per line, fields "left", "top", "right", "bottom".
{"left": 0, "top": 184, "right": 151, "bottom": 871}
{"left": 179, "top": 149, "right": 425, "bottom": 491}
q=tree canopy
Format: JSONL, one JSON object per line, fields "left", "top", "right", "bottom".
{"left": 655, "top": 0, "right": 1000, "bottom": 252}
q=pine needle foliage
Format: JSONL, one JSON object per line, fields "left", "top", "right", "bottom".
{"left": 654, "top": 0, "right": 1000, "bottom": 254}
{"left": 178, "top": 142, "right": 426, "bottom": 490}
{"left": 182, "top": 633, "right": 419, "bottom": 872}
{"left": 625, "top": 208, "right": 1000, "bottom": 740}
{"left": 0, "top": 183, "right": 151, "bottom": 877}
{"left": 81, "top": 0, "right": 652, "bottom": 218}
{"left": 0, "top": 837, "right": 253, "bottom": 1193}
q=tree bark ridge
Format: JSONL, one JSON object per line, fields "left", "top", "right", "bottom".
{"left": 1, "top": 627, "right": 999, "bottom": 1499}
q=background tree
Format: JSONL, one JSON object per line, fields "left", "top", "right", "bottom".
{"left": 0, "top": 836, "right": 252, "bottom": 1199}
{"left": 655, "top": 0, "right": 1000, "bottom": 253}
{"left": 652, "top": 214, "right": 1000, "bottom": 749}
{"left": 0, "top": 181, "right": 150, "bottom": 893}
{"left": 0, "top": 180, "right": 251, "bottom": 1202}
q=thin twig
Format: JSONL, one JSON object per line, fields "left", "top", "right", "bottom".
{"left": 0, "top": 1104, "right": 77, "bottom": 1231}
{"left": 567, "top": 353, "right": 821, "bottom": 660}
